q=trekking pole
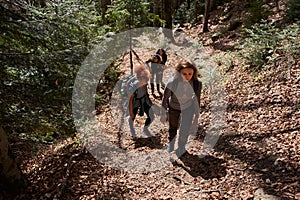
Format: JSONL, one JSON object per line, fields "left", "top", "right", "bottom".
{"left": 130, "top": 34, "right": 133, "bottom": 75}
{"left": 129, "top": 3, "right": 134, "bottom": 75}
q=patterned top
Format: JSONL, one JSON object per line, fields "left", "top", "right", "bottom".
{"left": 162, "top": 78, "right": 201, "bottom": 111}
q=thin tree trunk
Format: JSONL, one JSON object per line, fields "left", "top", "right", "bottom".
{"left": 162, "top": 0, "right": 174, "bottom": 41}
{"left": 203, "top": 0, "right": 211, "bottom": 32}
{"left": 153, "top": 0, "right": 159, "bottom": 27}
{"left": 100, "top": 0, "right": 111, "bottom": 24}
{"left": 173, "top": 0, "right": 186, "bottom": 11}
{"left": 38, "top": 0, "right": 46, "bottom": 7}
{"left": 162, "top": 0, "right": 172, "bottom": 29}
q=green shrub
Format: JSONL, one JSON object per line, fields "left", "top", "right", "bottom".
{"left": 244, "top": 0, "right": 271, "bottom": 28}
{"left": 286, "top": 0, "right": 300, "bottom": 22}
{"left": 0, "top": 0, "right": 108, "bottom": 142}
{"left": 240, "top": 21, "right": 299, "bottom": 70}
{"left": 105, "top": 0, "right": 155, "bottom": 32}
{"left": 173, "top": 0, "right": 206, "bottom": 25}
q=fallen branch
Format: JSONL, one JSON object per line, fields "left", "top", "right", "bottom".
{"left": 200, "top": 189, "right": 222, "bottom": 193}
{"left": 173, "top": 175, "right": 191, "bottom": 185}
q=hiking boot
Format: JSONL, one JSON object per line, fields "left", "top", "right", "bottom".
{"left": 142, "top": 127, "right": 153, "bottom": 137}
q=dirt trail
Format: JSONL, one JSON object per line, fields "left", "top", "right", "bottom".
{"left": 13, "top": 43, "right": 299, "bottom": 199}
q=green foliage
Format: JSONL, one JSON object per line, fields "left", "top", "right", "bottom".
{"left": 276, "top": 23, "right": 300, "bottom": 73}
{"left": 212, "top": 0, "right": 230, "bottom": 9}
{"left": 286, "top": 0, "right": 300, "bottom": 22}
{"left": 244, "top": 0, "right": 271, "bottom": 28}
{"left": 173, "top": 0, "right": 205, "bottom": 26}
{"left": 95, "top": 63, "right": 120, "bottom": 107}
{"left": 105, "top": 0, "right": 156, "bottom": 32}
{"left": 212, "top": 52, "right": 235, "bottom": 74}
{"left": 240, "top": 21, "right": 300, "bottom": 70}
{"left": 173, "top": 0, "right": 232, "bottom": 26}
{"left": 0, "top": 0, "right": 107, "bottom": 143}
{"left": 240, "top": 21, "right": 279, "bottom": 68}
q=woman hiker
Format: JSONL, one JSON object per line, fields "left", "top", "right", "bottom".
{"left": 161, "top": 60, "right": 202, "bottom": 158}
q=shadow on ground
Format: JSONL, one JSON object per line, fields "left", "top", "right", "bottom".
{"left": 174, "top": 152, "right": 227, "bottom": 180}
{"left": 133, "top": 136, "right": 164, "bottom": 149}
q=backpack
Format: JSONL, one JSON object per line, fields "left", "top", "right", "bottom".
{"left": 120, "top": 74, "right": 139, "bottom": 97}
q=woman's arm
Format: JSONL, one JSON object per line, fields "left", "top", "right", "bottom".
{"left": 161, "top": 82, "right": 172, "bottom": 110}
{"left": 160, "top": 82, "right": 171, "bottom": 123}
{"left": 129, "top": 94, "right": 135, "bottom": 119}
{"left": 193, "top": 80, "right": 202, "bottom": 125}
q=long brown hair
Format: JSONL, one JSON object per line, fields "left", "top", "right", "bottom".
{"left": 175, "top": 60, "right": 199, "bottom": 81}
{"left": 134, "top": 64, "right": 151, "bottom": 82}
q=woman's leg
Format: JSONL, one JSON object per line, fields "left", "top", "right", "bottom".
{"left": 177, "top": 106, "right": 194, "bottom": 156}
{"left": 168, "top": 108, "right": 181, "bottom": 152}
{"left": 160, "top": 71, "right": 165, "bottom": 89}
{"left": 128, "top": 106, "right": 139, "bottom": 137}
{"left": 142, "top": 102, "right": 154, "bottom": 136}
{"left": 144, "top": 103, "right": 154, "bottom": 128}
{"left": 156, "top": 73, "right": 163, "bottom": 94}
{"left": 150, "top": 72, "right": 155, "bottom": 94}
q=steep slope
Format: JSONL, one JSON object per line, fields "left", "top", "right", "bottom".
{"left": 5, "top": 0, "right": 299, "bottom": 199}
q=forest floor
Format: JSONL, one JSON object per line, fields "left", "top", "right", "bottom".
{"left": 3, "top": 0, "right": 300, "bottom": 199}
{"left": 11, "top": 35, "right": 300, "bottom": 200}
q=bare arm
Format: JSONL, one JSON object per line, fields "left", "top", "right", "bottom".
{"left": 161, "top": 83, "right": 172, "bottom": 110}
{"left": 193, "top": 80, "right": 202, "bottom": 124}
{"left": 129, "top": 94, "right": 135, "bottom": 119}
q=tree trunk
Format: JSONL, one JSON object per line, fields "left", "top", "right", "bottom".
{"left": 173, "top": 0, "right": 186, "bottom": 11}
{"left": 187, "top": 0, "right": 191, "bottom": 9}
{"left": 100, "top": 0, "right": 111, "bottom": 24}
{"left": 203, "top": 0, "right": 212, "bottom": 32}
{"left": 39, "top": 0, "right": 46, "bottom": 7}
{"left": 162, "top": 0, "right": 174, "bottom": 41}
{"left": 162, "top": 0, "right": 172, "bottom": 29}
{"left": 0, "top": 126, "right": 24, "bottom": 192}
{"left": 26, "top": 0, "right": 46, "bottom": 7}
{"left": 153, "top": 0, "right": 160, "bottom": 27}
